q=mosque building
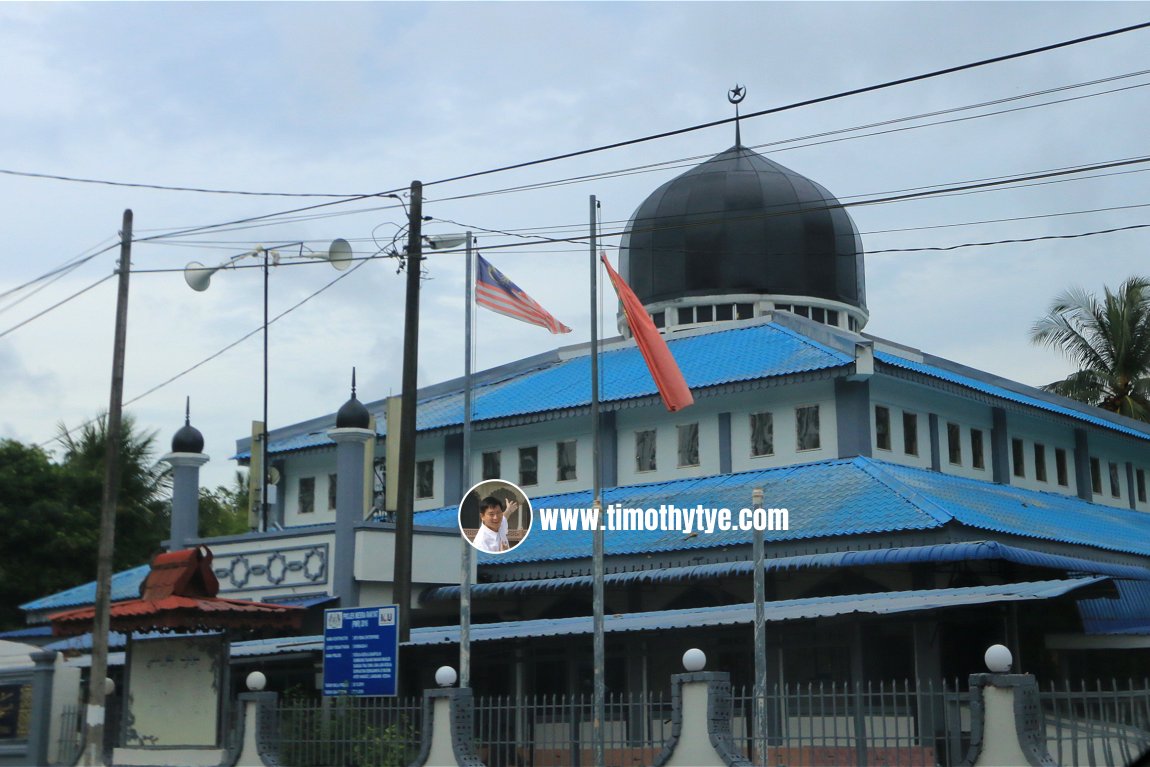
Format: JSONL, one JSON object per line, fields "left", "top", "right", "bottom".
{"left": 18, "top": 133, "right": 1150, "bottom": 702}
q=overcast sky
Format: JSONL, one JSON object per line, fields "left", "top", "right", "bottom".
{"left": 2, "top": 2, "right": 1149, "bottom": 489}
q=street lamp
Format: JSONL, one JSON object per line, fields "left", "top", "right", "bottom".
{"left": 184, "top": 239, "right": 352, "bottom": 530}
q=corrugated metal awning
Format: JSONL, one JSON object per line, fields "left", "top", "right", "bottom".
{"left": 408, "top": 577, "right": 1106, "bottom": 646}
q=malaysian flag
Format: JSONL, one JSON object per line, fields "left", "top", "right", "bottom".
{"left": 475, "top": 255, "right": 572, "bottom": 334}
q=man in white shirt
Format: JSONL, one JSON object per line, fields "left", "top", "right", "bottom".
{"left": 474, "top": 496, "right": 513, "bottom": 553}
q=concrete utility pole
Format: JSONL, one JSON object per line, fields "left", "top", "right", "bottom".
{"left": 394, "top": 180, "right": 423, "bottom": 643}
{"left": 83, "top": 209, "right": 132, "bottom": 766}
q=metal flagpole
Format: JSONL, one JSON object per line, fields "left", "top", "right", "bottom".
{"left": 590, "top": 195, "right": 605, "bottom": 767}
{"left": 461, "top": 233, "right": 474, "bottom": 688}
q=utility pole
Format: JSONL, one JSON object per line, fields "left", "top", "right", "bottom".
{"left": 394, "top": 181, "right": 423, "bottom": 643}
{"left": 83, "top": 209, "right": 132, "bottom": 766}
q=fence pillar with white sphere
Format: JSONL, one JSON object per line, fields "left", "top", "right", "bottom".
{"left": 228, "top": 672, "right": 281, "bottom": 767}
{"left": 653, "top": 649, "right": 752, "bottom": 767}
{"left": 962, "top": 644, "right": 1057, "bottom": 767}
{"left": 407, "top": 666, "right": 484, "bottom": 767}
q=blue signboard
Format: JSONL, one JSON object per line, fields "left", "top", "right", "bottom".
{"left": 322, "top": 605, "right": 399, "bottom": 697}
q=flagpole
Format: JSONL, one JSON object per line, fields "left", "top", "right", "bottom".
{"left": 590, "top": 195, "right": 605, "bottom": 767}
{"left": 461, "top": 232, "right": 474, "bottom": 689}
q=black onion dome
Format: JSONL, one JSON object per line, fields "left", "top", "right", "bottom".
{"left": 336, "top": 395, "right": 371, "bottom": 429}
{"left": 172, "top": 421, "right": 204, "bottom": 454}
{"left": 619, "top": 145, "right": 865, "bottom": 311}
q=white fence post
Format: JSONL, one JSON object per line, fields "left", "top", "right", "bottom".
{"left": 408, "top": 666, "right": 484, "bottom": 767}
{"left": 653, "top": 649, "right": 752, "bottom": 767}
{"left": 963, "top": 644, "right": 1057, "bottom": 767}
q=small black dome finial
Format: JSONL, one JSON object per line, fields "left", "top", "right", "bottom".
{"left": 336, "top": 367, "right": 371, "bottom": 429}
{"left": 172, "top": 396, "right": 205, "bottom": 453}
{"left": 728, "top": 84, "right": 746, "bottom": 147}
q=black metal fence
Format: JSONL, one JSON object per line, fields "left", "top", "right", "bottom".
{"left": 730, "top": 679, "right": 966, "bottom": 767}
{"left": 1040, "top": 678, "right": 1150, "bottom": 767}
{"left": 272, "top": 695, "right": 423, "bottom": 767}
{"left": 472, "top": 692, "right": 673, "bottom": 767}
{"left": 55, "top": 677, "right": 1150, "bottom": 766}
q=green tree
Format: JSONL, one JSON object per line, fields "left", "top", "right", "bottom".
{"left": 0, "top": 439, "right": 87, "bottom": 629}
{"left": 55, "top": 413, "right": 170, "bottom": 571}
{"left": 199, "top": 470, "right": 251, "bottom": 538}
{"left": 1031, "top": 276, "right": 1150, "bottom": 421}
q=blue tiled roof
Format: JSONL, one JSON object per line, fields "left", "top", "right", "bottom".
{"left": 253, "top": 321, "right": 852, "bottom": 457}
{"left": 876, "top": 350, "right": 1150, "bottom": 441}
{"left": 28, "top": 457, "right": 1150, "bottom": 620}
{"left": 416, "top": 457, "right": 1150, "bottom": 565}
{"left": 1078, "top": 578, "right": 1150, "bottom": 634}
{"left": 20, "top": 564, "right": 150, "bottom": 615}
{"left": 875, "top": 461, "right": 1150, "bottom": 557}
{"left": 422, "top": 540, "right": 1150, "bottom": 602}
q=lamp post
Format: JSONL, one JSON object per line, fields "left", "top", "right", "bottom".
{"left": 184, "top": 239, "right": 351, "bottom": 530}
{"left": 391, "top": 179, "right": 467, "bottom": 643}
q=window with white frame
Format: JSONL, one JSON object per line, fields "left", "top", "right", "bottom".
{"left": 519, "top": 446, "right": 538, "bottom": 486}
{"left": 1056, "top": 448, "right": 1069, "bottom": 486}
{"left": 635, "top": 430, "right": 657, "bottom": 472}
{"left": 875, "top": 406, "right": 891, "bottom": 451}
{"left": 947, "top": 423, "right": 962, "bottom": 465}
{"left": 750, "top": 412, "right": 774, "bottom": 457}
{"left": 299, "top": 477, "right": 315, "bottom": 514}
{"left": 482, "top": 450, "right": 501, "bottom": 481}
{"left": 327, "top": 473, "right": 338, "bottom": 510}
{"left": 1034, "top": 444, "right": 1047, "bottom": 482}
{"left": 903, "top": 412, "right": 918, "bottom": 456}
{"left": 796, "top": 406, "right": 820, "bottom": 451}
{"left": 971, "top": 429, "right": 985, "bottom": 470}
{"left": 677, "top": 423, "right": 699, "bottom": 467}
{"left": 416, "top": 460, "right": 434, "bottom": 499}
{"left": 556, "top": 440, "right": 577, "bottom": 481}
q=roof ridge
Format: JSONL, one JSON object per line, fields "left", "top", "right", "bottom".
{"left": 760, "top": 321, "right": 855, "bottom": 364}
{"left": 853, "top": 457, "right": 955, "bottom": 526}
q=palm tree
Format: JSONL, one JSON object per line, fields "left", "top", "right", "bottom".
{"left": 56, "top": 412, "right": 170, "bottom": 568}
{"left": 1030, "top": 276, "right": 1150, "bottom": 421}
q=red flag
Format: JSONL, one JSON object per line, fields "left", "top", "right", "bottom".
{"left": 600, "top": 253, "right": 694, "bottom": 412}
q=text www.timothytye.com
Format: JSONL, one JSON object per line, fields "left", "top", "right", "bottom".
{"left": 537, "top": 504, "right": 789, "bottom": 535}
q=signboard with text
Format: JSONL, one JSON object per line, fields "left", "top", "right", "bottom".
{"left": 322, "top": 605, "right": 398, "bottom": 697}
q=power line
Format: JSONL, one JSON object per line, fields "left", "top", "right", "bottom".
{"left": 419, "top": 21, "right": 1150, "bottom": 191}
{"left": 13, "top": 66, "right": 1149, "bottom": 209}
{"left": 0, "top": 273, "right": 115, "bottom": 340}
{"left": 0, "top": 168, "right": 364, "bottom": 198}
{"left": 0, "top": 240, "right": 119, "bottom": 303}
{"left": 47, "top": 253, "right": 374, "bottom": 449}
{"left": 866, "top": 223, "right": 1150, "bottom": 255}
{"left": 96, "top": 20, "right": 1150, "bottom": 246}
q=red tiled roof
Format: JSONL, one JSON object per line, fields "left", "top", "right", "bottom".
{"left": 50, "top": 546, "right": 303, "bottom": 637}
